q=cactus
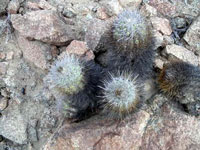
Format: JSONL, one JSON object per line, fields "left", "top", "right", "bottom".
{"left": 45, "top": 53, "right": 105, "bottom": 121}
{"left": 101, "top": 72, "right": 143, "bottom": 118}
{"left": 45, "top": 54, "right": 85, "bottom": 95}
{"left": 158, "top": 61, "right": 200, "bottom": 116}
{"left": 112, "top": 10, "right": 151, "bottom": 53}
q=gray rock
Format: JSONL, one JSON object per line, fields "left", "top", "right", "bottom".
{"left": 183, "top": 16, "right": 200, "bottom": 53}
{"left": 7, "top": 0, "right": 20, "bottom": 14}
{"left": 165, "top": 44, "right": 199, "bottom": 66}
{"left": 0, "top": 0, "right": 9, "bottom": 15}
{"left": 100, "top": 0, "right": 123, "bottom": 16}
{"left": 0, "top": 102, "right": 28, "bottom": 144}
{"left": 11, "top": 10, "right": 76, "bottom": 46}
{"left": 0, "top": 97, "right": 8, "bottom": 111}
{"left": 3, "top": 58, "right": 45, "bottom": 103}
{"left": 85, "top": 18, "right": 114, "bottom": 52}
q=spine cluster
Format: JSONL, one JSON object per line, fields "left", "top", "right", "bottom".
{"left": 101, "top": 72, "right": 144, "bottom": 118}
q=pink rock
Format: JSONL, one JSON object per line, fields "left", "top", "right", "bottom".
{"left": 141, "top": 103, "right": 200, "bottom": 150}
{"left": 26, "top": 2, "right": 40, "bottom": 10}
{"left": 151, "top": 17, "right": 172, "bottom": 35}
{"left": 7, "top": 0, "right": 20, "bottom": 14}
{"left": 0, "top": 52, "right": 6, "bottom": 60}
{"left": 66, "top": 40, "right": 94, "bottom": 60}
{"left": 17, "top": 34, "right": 52, "bottom": 70}
{"left": 148, "top": 0, "right": 176, "bottom": 17}
{"left": 11, "top": 10, "right": 76, "bottom": 46}
{"left": 43, "top": 110, "right": 150, "bottom": 150}
{"left": 183, "top": 16, "right": 200, "bottom": 52}
{"left": 96, "top": 7, "right": 109, "bottom": 20}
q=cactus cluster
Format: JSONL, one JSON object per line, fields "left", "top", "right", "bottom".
{"left": 44, "top": 9, "right": 156, "bottom": 121}
{"left": 45, "top": 9, "right": 200, "bottom": 121}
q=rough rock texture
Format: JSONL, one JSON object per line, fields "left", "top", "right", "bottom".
{"left": 141, "top": 103, "right": 200, "bottom": 150}
{"left": 85, "top": 18, "right": 114, "bottom": 52}
{"left": 44, "top": 110, "right": 150, "bottom": 150}
{"left": 0, "top": 97, "right": 8, "bottom": 111}
{"left": 17, "top": 33, "right": 52, "bottom": 70}
{"left": 43, "top": 95, "right": 200, "bottom": 150}
{"left": 183, "top": 16, "right": 200, "bottom": 53}
{"left": 118, "top": 0, "right": 142, "bottom": 9}
{"left": 66, "top": 40, "right": 95, "bottom": 60}
{"left": 100, "top": 0, "right": 123, "bottom": 16}
{"left": 11, "top": 10, "right": 76, "bottom": 46}
{"left": 151, "top": 17, "right": 172, "bottom": 35}
{"left": 165, "top": 44, "right": 199, "bottom": 66}
{"left": 0, "top": 0, "right": 9, "bottom": 15}
{"left": 0, "top": 101, "right": 28, "bottom": 144}
{"left": 7, "top": 0, "right": 20, "bottom": 14}
{"left": 0, "top": 0, "right": 200, "bottom": 149}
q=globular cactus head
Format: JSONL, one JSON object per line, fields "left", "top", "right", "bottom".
{"left": 112, "top": 10, "right": 151, "bottom": 52}
{"left": 45, "top": 53, "right": 85, "bottom": 95}
{"left": 101, "top": 72, "right": 143, "bottom": 118}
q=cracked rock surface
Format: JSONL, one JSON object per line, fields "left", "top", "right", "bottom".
{"left": 0, "top": 0, "right": 200, "bottom": 150}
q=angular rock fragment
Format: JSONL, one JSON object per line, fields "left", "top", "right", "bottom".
{"left": 165, "top": 44, "right": 199, "bottom": 66}
{"left": 11, "top": 10, "right": 76, "bottom": 45}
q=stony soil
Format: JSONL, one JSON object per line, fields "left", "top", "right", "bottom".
{"left": 0, "top": 0, "right": 200, "bottom": 150}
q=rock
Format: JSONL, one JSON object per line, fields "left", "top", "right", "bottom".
{"left": 3, "top": 58, "right": 44, "bottom": 103}
{"left": 85, "top": 18, "right": 114, "bottom": 52}
{"left": 183, "top": 16, "right": 200, "bottom": 53}
{"left": 11, "top": 10, "right": 76, "bottom": 46}
{"left": 118, "top": 0, "right": 142, "bottom": 9}
{"left": 140, "top": 3, "right": 157, "bottom": 17}
{"left": 100, "top": 0, "right": 123, "bottom": 16}
{"left": 0, "top": 62, "right": 7, "bottom": 75}
{"left": 155, "top": 57, "right": 164, "bottom": 69}
{"left": 0, "top": 52, "right": 6, "bottom": 60}
{"left": 38, "top": 0, "right": 56, "bottom": 11}
{"left": 147, "top": 0, "right": 176, "bottom": 17}
{"left": 0, "top": 101, "right": 28, "bottom": 144}
{"left": 26, "top": 2, "right": 40, "bottom": 10}
{"left": 96, "top": 7, "right": 109, "bottom": 20}
{"left": 44, "top": 110, "right": 150, "bottom": 150}
{"left": 0, "top": 0, "right": 9, "bottom": 15}
{"left": 153, "top": 30, "right": 164, "bottom": 49}
{"left": 7, "top": 0, "right": 20, "bottom": 14}
{"left": 66, "top": 40, "right": 94, "bottom": 60}
{"left": 151, "top": 17, "right": 172, "bottom": 35}
{"left": 66, "top": 40, "right": 88, "bottom": 55}
{"left": 174, "top": 17, "right": 187, "bottom": 29}
{"left": 63, "top": 8, "right": 76, "bottom": 18}
{"left": 6, "top": 51, "right": 14, "bottom": 60}
{"left": 141, "top": 103, "right": 200, "bottom": 150}
{"left": 17, "top": 34, "right": 52, "bottom": 70}
{"left": 165, "top": 44, "right": 199, "bottom": 66}
{"left": 0, "top": 97, "right": 8, "bottom": 111}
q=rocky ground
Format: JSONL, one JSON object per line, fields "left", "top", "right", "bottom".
{"left": 0, "top": 0, "right": 200, "bottom": 150}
